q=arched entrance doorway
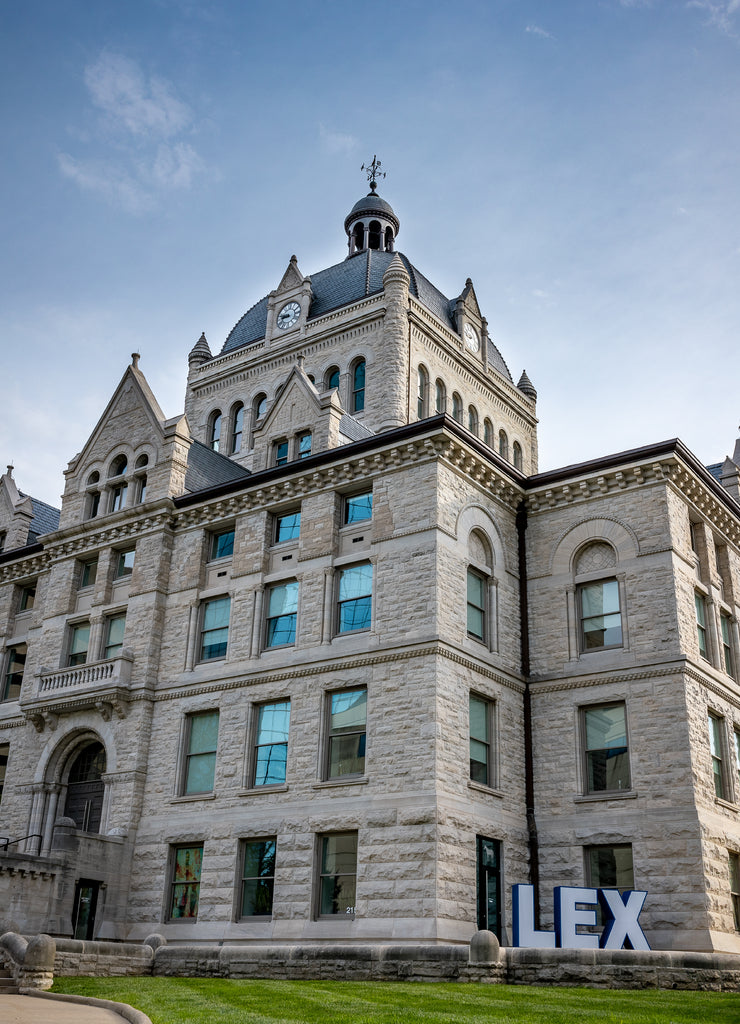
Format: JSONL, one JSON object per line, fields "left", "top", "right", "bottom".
{"left": 63, "top": 742, "right": 106, "bottom": 833}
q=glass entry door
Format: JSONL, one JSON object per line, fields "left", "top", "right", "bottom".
{"left": 476, "top": 836, "right": 502, "bottom": 938}
{"left": 72, "top": 879, "right": 100, "bottom": 940}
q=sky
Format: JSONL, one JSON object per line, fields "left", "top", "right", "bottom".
{"left": 2, "top": 0, "right": 740, "bottom": 508}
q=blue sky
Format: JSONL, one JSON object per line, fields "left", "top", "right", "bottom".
{"left": 2, "top": 0, "right": 740, "bottom": 507}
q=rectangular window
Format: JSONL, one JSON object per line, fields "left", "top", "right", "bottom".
{"left": 583, "top": 702, "right": 631, "bottom": 793}
{"left": 696, "top": 593, "right": 708, "bottom": 659}
{"left": 183, "top": 711, "right": 219, "bottom": 794}
{"left": 168, "top": 844, "right": 203, "bottom": 920}
{"left": 297, "top": 432, "right": 312, "bottom": 459}
{"left": 79, "top": 558, "right": 98, "bottom": 589}
{"left": 253, "top": 700, "right": 290, "bottom": 786}
{"left": 115, "top": 548, "right": 135, "bottom": 579}
{"left": 469, "top": 694, "right": 493, "bottom": 786}
{"left": 104, "top": 614, "right": 126, "bottom": 659}
{"left": 210, "top": 529, "right": 234, "bottom": 560}
{"left": 265, "top": 582, "right": 298, "bottom": 647}
{"left": 110, "top": 483, "right": 127, "bottom": 512}
{"left": 318, "top": 832, "right": 357, "bottom": 916}
{"left": 0, "top": 743, "right": 8, "bottom": 804}
{"left": 275, "top": 511, "right": 300, "bottom": 543}
{"left": 200, "top": 597, "right": 230, "bottom": 661}
{"left": 274, "top": 440, "right": 289, "bottom": 467}
{"left": 735, "top": 730, "right": 740, "bottom": 797}
{"left": 585, "top": 844, "right": 635, "bottom": 891}
{"left": 730, "top": 852, "right": 740, "bottom": 931}
{"left": 68, "top": 623, "right": 90, "bottom": 666}
{"left": 240, "top": 838, "right": 277, "bottom": 917}
{"left": 327, "top": 688, "right": 366, "bottom": 778}
{"left": 337, "top": 563, "right": 372, "bottom": 633}
{"left": 467, "top": 569, "right": 486, "bottom": 641}
{"left": 344, "top": 491, "right": 372, "bottom": 525}
{"left": 3, "top": 644, "right": 26, "bottom": 701}
{"left": 579, "top": 580, "right": 622, "bottom": 651}
{"left": 709, "top": 712, "right": 726, "bottom": 800}
{"left": 19, "top": 585, "right": 36, "bottom": 611}
{"left": 721, "top": 614, "right": 734, "bottom": 678}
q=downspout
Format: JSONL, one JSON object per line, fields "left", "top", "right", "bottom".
{"left": 516, "top": 499, "right": 540, "bottom": 927}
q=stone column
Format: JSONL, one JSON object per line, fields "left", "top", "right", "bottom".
{"left": 184, "top": 601, "right": 199, "bottom": 671}
{"left": 40, "top": 785, "right": 62, "bottom": 855}
{"left": 251, "top": 586, "right": 265, "bottom": 658}
{"left": 26, "top": 787, "right": 46, "bottom": 854}
{"left": 321, "top": 568, "right": 335, "bottom": 644}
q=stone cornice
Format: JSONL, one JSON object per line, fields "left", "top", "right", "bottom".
{"left": 530, "top": 663, "right": 680, "bottom": 694}
{"left": 526, "top": 458, "right": 675, "bottom": 514}
{"left": 684, "top": 662, "right": 740, "bottom": 712}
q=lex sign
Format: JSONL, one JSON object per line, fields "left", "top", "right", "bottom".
{"left": 512, "top": 884, "right": 651, "bottom": 951}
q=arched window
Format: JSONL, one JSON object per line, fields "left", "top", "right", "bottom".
{"left": 135, "top": 455, "right": 148, "bottom": 469}
{"left": 575, "top": 542, "right": 623, "bottom": 654}
{"left": 452, "top": 393, "right": 463, "bottom": 423}
{"left": 417, "top": 366, "right": 429, "bottom": 419}
{"left": 85, "top": 472, "right": 101, "bottom": 520}
{"left": 384, "top": 226, "right": 394, "bottom": 252}
{"left": 483, "top": 419, "right": 493, "bottom": 447}
{"left": 467, "top": 529, "right": 493, "bottom": 645}
{"left": 368, "top": 220, "right": 381, "bottom": 250}
{"left": 108, "top": 455, "right": 127, "bottom": 478}
{"left": 133, "top": 454, "right": 148, "bottom": 503}
{"left": 468, "top": 406, "right": 479, "bottom": 436}
{"left": 513, "top": 441, "right": 523, "bottom": 471}
{"left": 352, "top": 359, "right": 366, "bottom": 413}
{"left": 352, "top": 222, "right": 364, "bottom": 253}
{"left": 498, "top": 429, "right": 509, "bottom": 461}
{"left": 63, "top": 742, "right": 106, "bottom": 834}
{"left": 208, "top": 411, "right": 222, "bottom": 452}
{"left": 326, "top": 366, "right": 340, "bottom": 391}
{"left": 435, "top": 380, "right": 446, "bottom": 415}
{"left": 250, "top": 393, "right": 267, "bottom": 449}
{"left": 231, "top": 403, "right": 244, "bottom": 455}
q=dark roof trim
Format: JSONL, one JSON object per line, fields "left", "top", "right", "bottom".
{"left": 0, "top": 542, "right": 44, "bottom": 566}
{"left": 527, "top": 437, "right": 740, "bottom": 517}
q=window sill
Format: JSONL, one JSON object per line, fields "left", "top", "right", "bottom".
{"left": 715, "top": 797, "right": 738, "bottom": 811}
{"left": 312, "top": 777, "right": 368, "bottom": 790}
{"left": 239, "top": 784, "right": 289, "bottom": 797}
{"left": 170, "top": 793, "right": 216, "bottom": 803}
{"left": 574, "top": 790, "right": 638, "bottom": 804}
{"left": 467, "top": 781, "right": 504, "bottom": 799}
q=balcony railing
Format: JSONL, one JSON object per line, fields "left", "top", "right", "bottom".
{"left": 22, "top": 653, "right": 135, "bottom": 727}
{"left": 37, "top": 654, "right": 132, "bottom": 694}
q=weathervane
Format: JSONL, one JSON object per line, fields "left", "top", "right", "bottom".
{"left": 361, "top": 155, "right": 385, "bottom": 193}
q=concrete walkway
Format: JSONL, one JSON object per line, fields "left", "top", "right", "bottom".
{"left": 0, "top": 993, "right": 149, "bottom": 1023}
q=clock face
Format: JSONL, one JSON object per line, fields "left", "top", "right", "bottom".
{"left": 464, "top": 323, "right": 480, "bottom": 353}
{"left": 277, "top": 301, "right": 301, "bottom": 330}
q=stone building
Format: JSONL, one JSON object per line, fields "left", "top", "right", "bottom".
{"left": 1, "top": 171, "right": 740, "bottom": 954}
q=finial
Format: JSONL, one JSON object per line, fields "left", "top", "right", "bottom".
{"left": 361, "top": 155, "right": 385, "bottom": 194}
{"left": 297, "top": 354, "right": 305, "bottom": 370}
{"left": 6, "top": 465, "right": 13, "bottom": 477}
{"left": 131, "top": 352, "right": 140, "bottom": 369}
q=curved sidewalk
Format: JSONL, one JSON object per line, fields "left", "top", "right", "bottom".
{"left": 0, "top": 992, "right": 151, "bottom": 1024}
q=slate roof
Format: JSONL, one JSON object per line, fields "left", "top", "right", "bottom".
{"left": 184, "top": 440, "right": 251, "bottom": 493}
{"left": 706, "top": 462, "right": 723, "bottom": 482}
{"left": 220, "top": 250, "right": 513, "bottom": 383}
{"left": 19, "top": 492, "right": 61, "bottom": 543}
{"left": 339, "top": 415, "right": 375, "bottom": 443}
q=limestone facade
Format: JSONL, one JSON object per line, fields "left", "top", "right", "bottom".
{"left": 0, "top": 185, "right": 739, "bottom": 954}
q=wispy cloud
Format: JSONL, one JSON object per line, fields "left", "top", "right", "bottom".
{"left": 687, "top": 0, "right": 740, "bottom": 34}
{"left": 60, "top": 52, "right": 205, "bottom": 213}
{"left": 319, "top": 124, "right": 359, "bottom": 156}
{"left": 84, "top": 53, "right": 190, "bottom": 137}
{"left": 525, "top": 24, "right": 555, "bottom": 39}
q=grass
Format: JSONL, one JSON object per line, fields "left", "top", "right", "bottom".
{"left": 50, "top": 976, "right": 740, "bottom": 1024}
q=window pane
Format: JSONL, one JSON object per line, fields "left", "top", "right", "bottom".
{"left": 268, "top": 582, "right": 299, "bottom": 616}
{"left": 241, "top": 838, "right": 276, "bottom": 916}
{"left": 338, "top": 596, "right": 371, "bottom": 632}
{"left": 201, "top": 597, "right": 230, "bottom": 660}
{"left": 185, "top": 752, "right": 216, "bottom": 794}
{"left": 585, "top": 705, "right": 626, "bottom": 750}
{"left": 211, "top": 531, "right": 234, "bottom": 559}
{"left": 116, "top": 550, "right": 135, "bottom": 577}
{"left": 70, "top": 624, "right": 90, "bottom": 664}
{"left": 80, "top": 559, "right": 98, "bottom": 588}
{"left": 585, "top": 704, "right": 630, "bottom": 793}
{"left": 469, "top": 696, "right": 488, "bottom": 743}
{"left": 170, "top": 846, "right": 202, "bottom": 919}
{"left": 189, "top": 711, "right": 219, "bottom": 754}
{"left": 266, "top": 583, "right": 298, "bottom": 647}
{"left": 331, "top": 689, "right": 367, "bottom": 731}
{"left": 203, "top": 597, "right": 231, "bottom": 631}
{"left": 328, "top": 732, "right": 366, "bottom": 776}
{"left": 338, "top": 565, "right": 372, "bottom": 601}
{"left": 275, "top": 512, "right": 300, "bottom": 542}
{"left": 3, "top": 645, "right": 26, "bottom": 700}
{"left": 298, "top": 433, "right": 312, "bottom": 458}
{"left": 105, "top": 615, "right": 126, "bottom": 657}
{"left": 344, "top": 492, "right": 373, "bottom": 524}
{"left": 320, "top": 833, "right": 357, "bottom": 915}
{"left": 587, "top": 845, "right": 634, "bottom": 890}
{"left": 254, "top": 701, "right": 290, "bottom": 786}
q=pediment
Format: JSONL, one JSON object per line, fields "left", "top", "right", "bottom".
{"left": 255, "top": 365, "right": 322, "bottom": 438}
{"left": 276, "top": 255, "right": 306, "bottom": 294}
{"left": 458, "top": 277, "right": 482, "bottom": 320}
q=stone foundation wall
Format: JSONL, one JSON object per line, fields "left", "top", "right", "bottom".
{"left": 53, "top": 938, "right": 154, "bottom": 978}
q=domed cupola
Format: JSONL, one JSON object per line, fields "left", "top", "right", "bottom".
{"left": 344, "top": 156, "right": 400, "bottom": 257}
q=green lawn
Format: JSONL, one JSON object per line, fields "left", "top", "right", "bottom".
{"left": 50, "top": 976, "right": 740, "bottom": 1024}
